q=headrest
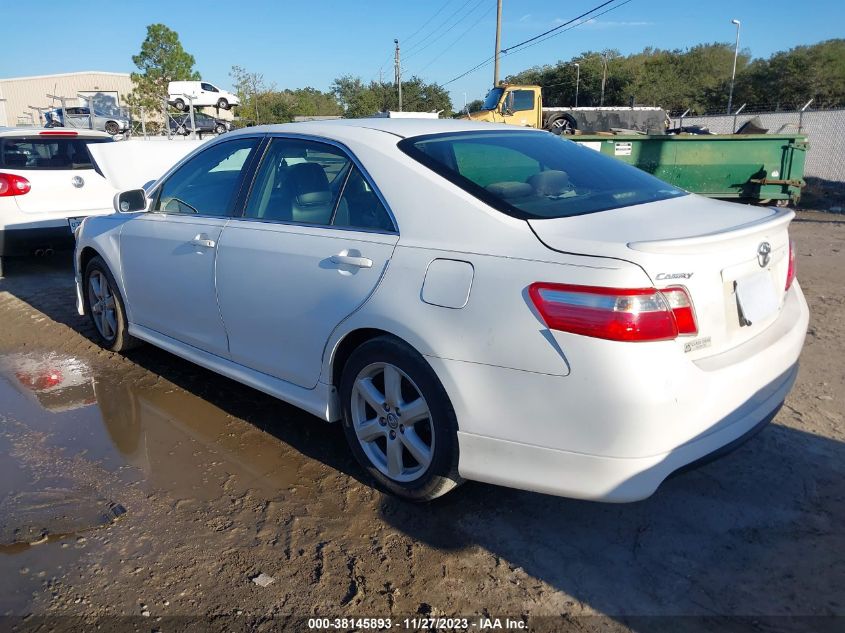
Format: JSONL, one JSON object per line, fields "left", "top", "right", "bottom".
{"left": 486, "top": 181, "right": 534, "bottom": 200}
{"left": 527, "top": 170, "right": 570, "bottom": 196}
{"left": 288, "top": 162, "right": 330, "bottom": 206}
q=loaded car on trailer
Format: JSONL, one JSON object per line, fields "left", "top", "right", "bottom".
{"left": 0, "top": 128, "right": 115, "bottom": 276}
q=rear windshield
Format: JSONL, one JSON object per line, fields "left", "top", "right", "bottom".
{"left": 398, "top": 131, "right": 686, "bottom": 219}
{"left": 0, "top": 137, "right": 111, "bottom": 170}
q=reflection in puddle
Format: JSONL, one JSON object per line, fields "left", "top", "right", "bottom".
{"left": 92, "top": 378, "right": 301, "bottom": 500}
{"left": 1, "top": 350, "right": 305, "bottom": 549}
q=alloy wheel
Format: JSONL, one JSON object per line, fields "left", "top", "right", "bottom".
{"left": 88, "top": 270, "right": 117, "bottom": 341}
{"left": 350, "top": 362, "right": 434, "bottom": 482}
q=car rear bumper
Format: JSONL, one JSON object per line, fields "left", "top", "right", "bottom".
{"left": 455, "top": 364, "right": 794, "bottom": 502}
{"left": 0, "top": 225, "right": 75, "bottom": 256}
{"left": 430, "top": 281, "right": 808, "bottom": 501}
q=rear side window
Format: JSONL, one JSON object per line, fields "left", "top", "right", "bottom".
{"left": 0, "top": 137, "right": 110, "bottom": 170}
{"left": 398, "top": 131, "right": 686, "bottom": 219}
{"left": 244, "top": 138, "right": 351, "bottom": 225}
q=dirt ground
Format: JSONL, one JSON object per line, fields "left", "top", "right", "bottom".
{"left": 0, "top": 211, "right": 842, "bottom": 633}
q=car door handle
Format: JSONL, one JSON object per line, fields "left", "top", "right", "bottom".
{"left": 330, "top": 254, "right": 372, "bottom": 268}
{"left": 190, "top": 235, "right": 216, "bottom": 248}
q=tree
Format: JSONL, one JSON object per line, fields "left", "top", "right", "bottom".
{"left": 128, "top": 24, "right": 199, "bottom": 111}
{"left": 331, "top": 75, "right": 453, "bottom": 117}
{"left": 230, "top": 65, "right": 268, "bottom": 124}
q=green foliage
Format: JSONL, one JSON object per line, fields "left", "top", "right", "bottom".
{"left": 229, "top": 65, "right": 343, "bottom": 125}
{"left": 332, "top": 75, "right": 453, "bottom": 118}
{"left": 504, "top": 40, "right": 845, "bottom": 114}
{"left": 128, "top": 24, "right": 199, "bottom": 111}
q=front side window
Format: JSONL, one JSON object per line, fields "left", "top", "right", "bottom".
{"left": 0, "top": 137, "right": 110, "bottom": 170}
{"left": 399, "top": 131, "right": 686, "bottom": 219}
{"left": 244, "top": 138, "right": 350, "bottom": 225}
{"left": 154, "top": 138, "right": 258, "bottom": 216}
{"left": 201, "top": 83, "right": 218, "bottom": 92}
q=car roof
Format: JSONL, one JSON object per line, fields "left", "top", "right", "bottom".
{"left": 0, "top": 126, "right": 112, "bottom": 139}
{"left": 228, "top": 117, "right": 545, "bottom": 141}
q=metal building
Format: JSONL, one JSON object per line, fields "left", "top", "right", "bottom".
{"left": 0, "top": 71, "right": 134, "bottom": 127}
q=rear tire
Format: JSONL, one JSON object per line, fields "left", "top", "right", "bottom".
{"left": 339, "top": 336, "right": 462, "bottom": 501}
{"left": 173, "top": 99, "right": 186, "bottom": 111}
{"left": 83, "top": 255, "right": 141, "bottom": 352}
{"left": 548, "top": 115, "right": 576, "bottom": 135}
{"left": 217, "top": 98, "right": 229, "bottom": 110}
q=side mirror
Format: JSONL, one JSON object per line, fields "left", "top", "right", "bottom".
{"left": 114, "top": 189, "right": 147, "bottom": 213}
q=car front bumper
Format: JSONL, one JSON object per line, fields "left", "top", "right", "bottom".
{"left": 429, "top": 282, "right": 809, "bottom": 502}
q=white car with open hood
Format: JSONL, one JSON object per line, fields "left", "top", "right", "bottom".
{"left": 73, "top": 119, "right": 809, "bottom": 502}
{"left": 0, "top": 127, "right": 115, "bottom": 276}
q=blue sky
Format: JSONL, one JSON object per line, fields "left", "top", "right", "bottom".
{"left": 2, "top": 0, "right": 842, "bottom": 109}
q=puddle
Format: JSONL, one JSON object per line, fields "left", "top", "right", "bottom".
{"left": 0, "top": 349, "right": 315, "bottom": 612}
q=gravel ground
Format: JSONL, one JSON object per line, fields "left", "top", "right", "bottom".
{"left": 0, "top": 211, "right": 842, "bottom": 633}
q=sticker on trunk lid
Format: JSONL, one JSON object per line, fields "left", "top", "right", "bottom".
{"left": 684, "top": 336, "right": 711, "bottom": 353}
{"left": 614, "top": 142, "right": 632, "bottom": 156}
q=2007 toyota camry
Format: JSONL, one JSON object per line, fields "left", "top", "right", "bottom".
{"left": 74, "top": 119, "right": 809, "bottom": 502}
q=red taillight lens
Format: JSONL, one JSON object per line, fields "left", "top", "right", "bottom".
{"left": 785, "top": 240, "right": 796, "bottom": 290}
{"left": 0, "top": 173, "right": 31, "bottom": 197}
{"left": 39, "top": 130, "right": 78, "bottom": 136}
{"left": 660, "top": 286, "right": 698, "bottom": 335}
{"left": 528, "top": 283, "right": 679, "bottom": 342}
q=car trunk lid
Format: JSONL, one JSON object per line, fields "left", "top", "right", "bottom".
{"left": 527, "top": 195, "right": 794, "bottom": 359}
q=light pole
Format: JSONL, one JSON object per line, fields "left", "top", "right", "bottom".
{"left": 572, "top": 63, "right": 580, "bottom": 107}
{"left": 727, "top": 19, "right": 741, "bottom": 114}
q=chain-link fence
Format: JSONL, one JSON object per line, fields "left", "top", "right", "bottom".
{"left": 670, "top": 108, "right": 845, "bottom": 183}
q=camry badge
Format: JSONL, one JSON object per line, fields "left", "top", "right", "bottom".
{"left": 757, "top": 242, "right": 772, "bottom": 268}
{"left": 71, "top": 176, "right": 84, "bottom": 188}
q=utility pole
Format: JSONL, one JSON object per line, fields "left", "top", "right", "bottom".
{"left": 493, "top": 0, "right": 503, "bottom": 86}
{"left": 600, "top": 52, "right": 608, "bottom": 106}
{"left": 727, "top": 19, "right": 741, "bottom": 114}
{"left": 394, "top": 39, "right": 402, "bottom": 112}
{"left": 572, "top": 63, "right": 580, "bottom": 107}
{"left": 393, "top": 40, "right": 402, "bottom": 112}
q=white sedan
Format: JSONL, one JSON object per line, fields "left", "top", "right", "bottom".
{"left": 73, "top": 119, "right": 809, "bottom": 502}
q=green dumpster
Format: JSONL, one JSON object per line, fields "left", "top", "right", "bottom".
{"left": 571, "top": 133, "right": 808, "bottom": 205}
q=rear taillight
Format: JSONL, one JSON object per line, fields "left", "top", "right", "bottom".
{"left": 39, "top": 130, "right": 78, "bottom": 136}
{"left": 660, "top": 286, "right": 698, "bottom": 335}
{"left": 0, "top": 173, "right": 31, "bottom": 197}
{"left": 785, "top": 240, "right": 796, "bottom": 290}
{"left": 529, "top": 283, "right": 678, "bottom": 342}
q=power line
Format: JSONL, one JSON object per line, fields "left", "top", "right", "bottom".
{"left": 404, "top": 0, "right": 479, "bottom": 57}
{"left": 404, "top": 0, "right": 489, "bottom": 63}
{"left": 414, "top": 4, "right": 497, "bottom": 75}
{"left": 502, "top": 0, "right": 618, "bottom": 54}
{"left": 442, "top": 0, "right": 634, "bottom": 86}
{"left": 402, "top": 0, "right": 454, "bottom": 46}
{"left": 505, "top": 0, "right": 634, "bottom": 57}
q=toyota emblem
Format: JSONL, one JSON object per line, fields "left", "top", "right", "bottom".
{"left": 757, "top": 242, "right": 772, "bottom": 268}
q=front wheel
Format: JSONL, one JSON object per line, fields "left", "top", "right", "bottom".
{"left": 84, "top": 256, "right": 141, "bottom": 352}
{"left": 339, "top": 336, "right": 462, "bottom": 501}
{"left": 173, "top": 99, "right": 186, "bottom": 111}
{"left": 214, "top": 123, "right": 227, "bottom": 134}
{"left": 104, "top": 120, "right": 120, "bottom": 135}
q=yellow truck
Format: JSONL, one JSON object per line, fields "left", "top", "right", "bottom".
{"left": 464, "top": 84, "right": 669, "bottom": 135}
